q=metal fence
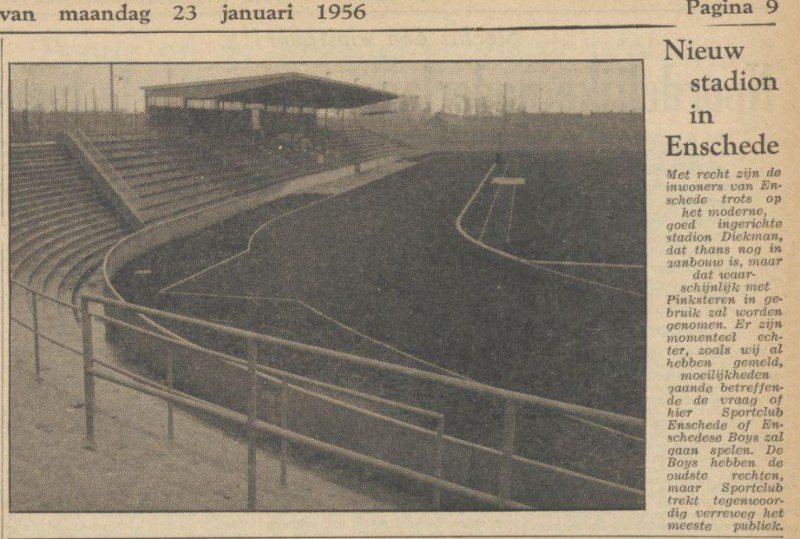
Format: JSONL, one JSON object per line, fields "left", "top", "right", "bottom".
{"left": 9, "top": 278, "right": 644, "bottom": 510}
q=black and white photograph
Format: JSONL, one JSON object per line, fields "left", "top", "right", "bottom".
{"left": 7, "top": 61, "right": 646, "bottom": 512}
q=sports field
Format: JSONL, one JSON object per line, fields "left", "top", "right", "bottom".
{"left": 116, "top": 150, "right": 646, "bottom": 493}
{"left": 167, "top": 151, "right": 644, "bottom": 409}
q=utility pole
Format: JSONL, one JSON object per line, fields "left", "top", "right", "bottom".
{"left": 109, "top": 64, "right": 115, "bottom": 112}
{"left": 93, "top": 87, "right": 97, "bottom": 112}
{"left": 24, "top": 79, "right": 29, "bottom": 131}
{"left": 53, "top": 87, "right": 57, "bottom": 112}
{"left": 324, "top": 71, "right": 331, "bottom": 135}
{"left": 497, "top": 82, "right": 507, "bottom": 167}
{"left": 441, "top": 83, "right": 448, "bottom": 114}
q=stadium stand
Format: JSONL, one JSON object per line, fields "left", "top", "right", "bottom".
{"left": 81, "top": 125, "right": 404, "bottom": 223}
{"left": 10, "top": 75, "right": 407, "bottom": 303}
{"left": 10, "top": 141, "right": 128, "bottom": 303}
{"left": 336, "top": 126, "right": 406, "bottom": 163}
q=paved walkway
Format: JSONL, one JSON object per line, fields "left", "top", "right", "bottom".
{"left": 8, "top": 284, "right": 407, "bottom": 512}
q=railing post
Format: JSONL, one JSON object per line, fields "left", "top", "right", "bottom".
{"left": 279, "top": 376, "right": 289, "bottom": 486}
{"left": 79, "top": 297, "right": 96, "bottom": 449}
{"left": 166, "top": 354, "right": 174, "bottom": 440}
{"left": 30, "top": 292, "right": 41, "bottom": 383}
{"left": 246, "top": 339, "right": 259, "bottom": 510}
{"left": 432, "top": 414, "right": 445, "bottom": 508}
{"left": 499, "top": 398, "right": 517, "bottom": 504}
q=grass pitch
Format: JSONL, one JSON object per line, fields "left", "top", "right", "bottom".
{"left": 116, "top": 150, "right": 646, "bottom": 497}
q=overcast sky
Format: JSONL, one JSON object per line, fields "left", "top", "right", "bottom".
{"left": 11, "top": 62, "right": 642, "bottom": 114}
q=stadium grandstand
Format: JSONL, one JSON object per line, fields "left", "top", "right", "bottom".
{"left": 9, "top": 64, "right": 645, "bottom": 511}
{"left": 10, "top": 72, "right": 406, "bottom": 300}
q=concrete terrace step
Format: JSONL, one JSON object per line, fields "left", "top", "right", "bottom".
{"left": 12, "top": 217, "right": 121, "bottom": 278}
{"left": 40, "top": 230, "right": 126, "bottom": 295}
{"left": 140, "top": 183, "right": 225, "bottom": 212}
{"left": 115, "top": 162, "right": 189, "bottom": 179}
{"left": 10, "top": 187, "right": 94, "bottom": 212}
{"left": 107, "top": 149, "right": 201, "bottom": 170}
{"left": 10, "top": 176, "right": 87, "bottom": 197}
{"left": 135, "top": 175, "right": 209, "bottom": 198}
{"left": 10, "top": 163, "right": 82, "bottom": 179}
{"left": 11, "top": 203, "right": 101, "bottom": 233}
{"left": 196, "top": 166, "right": 259, "bottom": 185}
{"left": 27, "top": 227, "right": 123, "bottom": 292}
{"left": 10, "top": 171, "right": 84, "bottom": 185}
{"left": 143, "top": 190, "right": 235, "bottom": 223}
{"left": 10, "top": 212, "right": 118, "bottom": 258}
{"left": 10, "top": 167, "right": 85, "bottom": 183}
{"left": 10, "top": 158, "right": 71, "bottom": 172}
{"left": 101, "top": 145, "right": 190, "bottom": 161}
{"left": 10, "top": 208, "right": 101, "bottom": 250}
{"left": 58, "top": 248, "right": 111, "bottom": 302}
{"left": 10, "top": 154, "right": 72, "bottom": 169}
{"left": 10, "top": 140, "right": 59, "bottom": 151}
{"left": 10, "top": 192, "right": 97, "bottom": 219}
{"left": 10, "top": 145, "right": 66, "bottom": 158}
{"left": 94, "top": 138, "right": 171, "bottom": 152}
{"left": 126, "top": 169, "right": 198, "bottom": 188}
{"left": 10, "top": 184, "right": 91, "bottom": 206}
{"left": 89, "top": 133, "right": 155, "bottom": 145}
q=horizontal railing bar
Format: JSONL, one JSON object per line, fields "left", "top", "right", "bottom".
{"left": 446, "top": 435, "right": 644, "bottom": 498}
{"left": 91, "top": 368, "right": 529, "bottom": 509}
{"left": 38, "top": 333, "right": 83, "bottom": 357}
{"left": 10, "top": 278, "right": 81, "bottom": 313}
{"left": 90, "top": 358, "right": 437, "bottom": 477}
{"left": 11, "top": 305, "right": 83, "bottom": 356}
{"left": 90, "top": 314, "right": 637, "bottom": 495}
{"left": 258, "top": 362, "right": 443, "bottom": 420}
{"left": 91, "top": 311, "right": 442, "bottom": 421}
{"left": 16, "top": 306, "right": 636, "bottom": 497}
{"left": 280, "top": 379, "right": 437, "bottom": 437}
{"left": 90, "top": 314, "right": 438, "bottom": 437}
{"left": 85, "top": 293, "right": 643, "bottom": 432}
{"left": 10, "top": 317, "right": 34, "bottom": 332}
{"left": 92, "top": 358, "right": 190, "bottom": 397}
{"left": 563, "top": 413, "right": 645, "bottom": 444}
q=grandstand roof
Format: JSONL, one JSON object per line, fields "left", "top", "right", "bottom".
{"left": 143, "top": 72, "right": 398, "bottom": 109}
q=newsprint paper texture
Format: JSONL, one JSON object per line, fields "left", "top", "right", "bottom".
{"left": 0, "top": 0, "right": 798, "bottom": 538}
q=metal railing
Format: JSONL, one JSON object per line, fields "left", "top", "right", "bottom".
{"left": 10, "top": 281, "right": 83, "bottom": 375}
{"left": 80, "top": 292, "right": 530, "bottom": 509}
{"left": 9, "top": 277, "right": 645, "bottom": 510}
{"left": 63, "top": 125, "right": 147, "bottom": 227}
{"left": 8, "top": 280, "right": 471, "bottom": 508}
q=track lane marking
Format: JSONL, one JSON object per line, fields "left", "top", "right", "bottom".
{"left": 455, "top": 163, "right": 645, "bottom": 297}
{"left": 160, "top": 157, "right": 437, "bottom": 294}
{"left": 505, "top": 185, "right": 517, "bottom": 245}
{"left": 478, "top": 187, "right": 501, "bottom": 242}
{"left": 161, "top": 289, "right": 470, "bottom": 380}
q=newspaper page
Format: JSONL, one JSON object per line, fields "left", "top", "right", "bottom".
{"left": 0, "top": 1, "right": 797, "bottom": 538}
